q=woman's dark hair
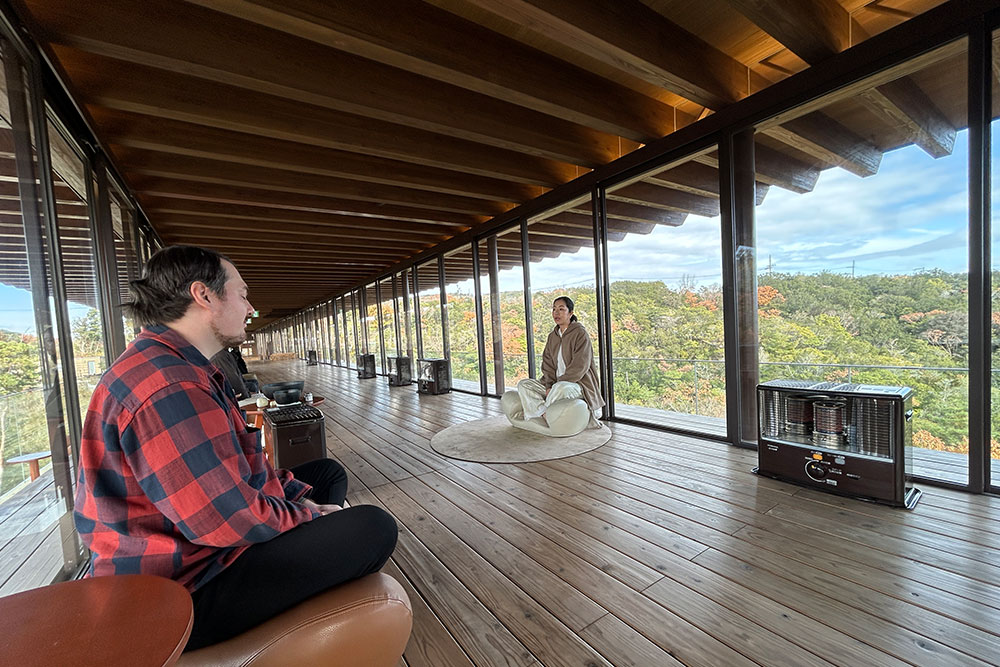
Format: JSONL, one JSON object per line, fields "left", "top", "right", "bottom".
{"left": 125, "top": 246, "right": 231, "bottom": 327}
{"left": 554, "top": 295, "right": 578, "bottom": 322}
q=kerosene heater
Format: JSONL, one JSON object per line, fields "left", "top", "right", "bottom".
{"left": 417, "top": 358, "right": 451, "bottom": 395}
{"left": 387, "top": 356, "right": 412, "bottom": 386}
{"left": 755, "top": 380, "right": 920, "bottom": 509}
{"left": 356, "top": 353, "right": 376, "bottom": 379}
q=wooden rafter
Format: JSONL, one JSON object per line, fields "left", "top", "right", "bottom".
{"left": 57, "top": 48, "right": 577, "bottom": 186}
{"left": 27, "top": 0, "right": 622, "bottom": 167}
{"left": 724, "top": 0, "right": 957, "bottom": 160}
{"left": 96, "top": 109, "right": 546, "bottom": 203}
{"left": 185, "top": 0, "right": 680, "bottom": 143}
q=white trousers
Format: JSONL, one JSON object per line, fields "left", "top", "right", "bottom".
{"left": 501, "top": 378, "right": 600, "bottom": 437}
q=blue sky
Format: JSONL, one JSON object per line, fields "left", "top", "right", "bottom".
{"left": 0, "top": 129, "right": 990, "bottom": 331}
{"left": 510, "top": 129, "right": 979, "bottom": 293}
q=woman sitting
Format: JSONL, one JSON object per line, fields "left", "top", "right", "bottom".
{"left": 501, "top": 296, "right": 605, "bottom": 437}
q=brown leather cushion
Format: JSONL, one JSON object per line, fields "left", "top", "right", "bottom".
{"left": 178, "top": 573, "right": 412, "bottom": 667}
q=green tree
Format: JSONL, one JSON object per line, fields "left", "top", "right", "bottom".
{"left": 0, "top": 330, "right": 45, "bottom": 496}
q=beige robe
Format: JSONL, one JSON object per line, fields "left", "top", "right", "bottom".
{"left": 539, "top": 321, "right": 604, "bottom": 412}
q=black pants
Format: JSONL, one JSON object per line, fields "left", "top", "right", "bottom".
{"left": 185, "top": 458, "right": 398, "bottom": 650}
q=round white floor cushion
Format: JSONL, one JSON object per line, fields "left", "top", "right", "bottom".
{"left": 430, "top": 415, "right": 612, "bottom": 464}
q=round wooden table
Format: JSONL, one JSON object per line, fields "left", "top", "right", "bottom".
{"left": 6, "top": 451, "right": 52, "bottom": 481}
{"left": 0, "top": 574, "right": 193, "bottom": 666}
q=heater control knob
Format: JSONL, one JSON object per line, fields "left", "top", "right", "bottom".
{"left": 805, "top": 461, "right": 827, "bottom": 480}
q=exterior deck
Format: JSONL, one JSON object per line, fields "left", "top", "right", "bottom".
{"left": 0, "top": 469, "right": 65, "bottom": 596}
{"left": 255, "top": 359, "right": 1000, "bottom": 667}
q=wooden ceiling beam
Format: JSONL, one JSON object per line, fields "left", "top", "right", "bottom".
{"left": 641, "top": 162, "right": 772, "bottom": 204}
{"left": 114, "top": 148, "right": 511, "bottom": 217}
{"left": 186, "top": 0, "right": 679, "bottom": 143}
{"left": 156, "top": 242, "right": 408, "bottom": 262}
{"left": 641, "top": 162, "right": 723, "bottom": 198}
{"left": 607, "top": 182, "right": 720, "bottom": 217}
{"left": 156, "top": 225, "right": 435, "bottom": 253}
{"left": 95, "top": 109, "right": 546, "bottom": 203}
{"left": 153, "top": 216, "right": 446, "bottom": 245}
{"left": 429, "top": 0, "right": 764, "bottom": 109}
{"left": 723, "top": 0, "right": 956, "bottom": 159}
{"left": 570, "top": 200, "right": 690, "bottom": 225}
{"left": 696, "top": 145, "right": 819, "bottom": 194}
{"left": 139, "top": 198, "right": 465, "bottom": 233}
{"left": 31, "top": 0, "right": 621, "bottom": 166}
{"left": 131, "top": 180, "right": 483, "bottom": 229}
{"left": 720, "top": 0, "right": 858, "bottom": 65}
{"left": 55, "top": 49, "right": 575, "bottom": 187}
{"left": 859, "top": 78, "right": 956, "bottom": 158}
{"left": 543, "top": 211, "right": 677, "bottom": 233}
{"left": 762, "top": 111, "right": 883, "bottom": 177}
{"left": 529, "top": 226, "right": 630, "bottom": 243}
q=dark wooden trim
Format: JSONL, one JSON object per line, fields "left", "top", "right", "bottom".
{"left": 967, "top": 16, "right": 989, "bottom": 494}
{"left": 488, "top": 235, "right": 504, "bottom": 395}
{"left": 471, "top": 238, "right": 488, "bottom": 396}
{"left": 520, "top": 218, "right": 535, "bottom": 379}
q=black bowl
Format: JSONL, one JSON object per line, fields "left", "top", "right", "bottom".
{"left": 272, "top": 388, "right": 301, "bottom": 404}
{"left": 261, "top": 381, "right": 305, "bottom": 400}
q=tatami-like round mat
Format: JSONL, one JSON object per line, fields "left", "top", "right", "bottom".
{"left": 430, "top": 414, "right": 612, "bottom": 463}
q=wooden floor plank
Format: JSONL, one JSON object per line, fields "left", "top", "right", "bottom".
{"left": 436, "top": 464, "right": 663, "bottom": 591}
{"left": 372, "top": 482, "right": 612, "bottom": 666}
{"left": 692, "top": 547, "right": 997, "bottom": 666}
{"left": 395, "top": 474, "right": 609, "bottom": 632}
{"left": 382, "top": 555, "right": 476, "bottom": 667}
{"left": 352, "top": 487, "right": 536, "bottom": 667}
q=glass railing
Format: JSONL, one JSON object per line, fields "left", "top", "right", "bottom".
{"left": 0, "top": 388, "right": 53, "bottom": 499}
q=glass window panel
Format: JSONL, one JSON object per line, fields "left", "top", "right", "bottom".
{"left": 331, "top": 299, "right": 342, "bottom": 365}
{"left": 755, "top": 39, "right": 969, "bottom": 484}
{"left": 363, "top": 283, "right": 382, "bottom": 374}
{"left": 398, "top": 269, "right": 416, "bottom": 367}
{"left": 343, "top": 293, "right": 357, "bottom": 369}
{"left": 444, "top": 244, "right": 481, "bottom": 393}
{"left": 477, "top": 241, "right": 496, "bottom": 394}
{"left": 320, "top": 303, "right": 331, "bottom": 363}
{"left": 494, "top": 226, "right": 527, "bottom": 389}
{"left": 108, "top": 183, "right": 138, "bottom": 345}
{"left": 415, "top": 261, "right": 443, "bottom": 359}
{"left": 379, "top": 278, "right": 397, "bottom": 368}
{"left": 605, "top": 149, "right": 727, "bottom": 434}
{"left": 525, "top": 195, "right": 599, "bottom": 384}
{"left": 0, "top": 47, "right": 84, "bottom": 592}
{"left": 47, "top": 119, "right": 108, "bottom": 426}
{"left": 991, "top": 29, "right": 1000, "bottom": 489}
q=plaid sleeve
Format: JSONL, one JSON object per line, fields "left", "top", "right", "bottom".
{"left": 121, "top": 382, "right": 318, "bottom": 547}
{"left": 275, "top": 468, "right": 312, "bottom": 501}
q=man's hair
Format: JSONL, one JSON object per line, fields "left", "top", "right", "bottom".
{"left": 125, "top": 246, "right": 231, "bottom": 327}
{"left": 554, "top": 295, "right": 578, "bottom": 322}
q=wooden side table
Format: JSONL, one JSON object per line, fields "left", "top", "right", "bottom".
{"left": 0, "top": 574, "right": 193, "bottom": 666}
{"left": 7, "top": 451, "right": 52, "bottom": 481}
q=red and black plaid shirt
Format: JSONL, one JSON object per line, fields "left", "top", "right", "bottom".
{"left": 74, "top": 325, "right": 319, "bottom": 591}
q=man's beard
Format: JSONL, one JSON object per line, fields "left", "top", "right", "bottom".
{"left": 211, "top": 320, "right": 245, "bottom": 349}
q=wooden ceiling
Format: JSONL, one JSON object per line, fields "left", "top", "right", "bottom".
{"left": 6, "top": 0, "right": 960, "bottom": 329}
